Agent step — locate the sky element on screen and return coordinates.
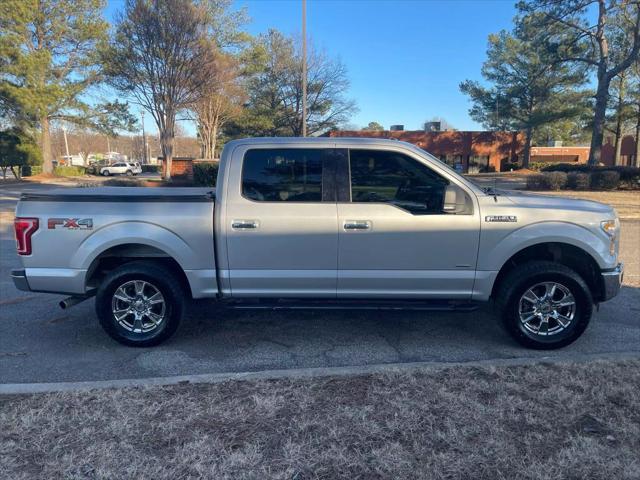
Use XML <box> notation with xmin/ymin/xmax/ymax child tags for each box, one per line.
<box><xmin>105</xmin><ymin>0</ymin><xmax>520</xmax><ymax>134</ymax></box>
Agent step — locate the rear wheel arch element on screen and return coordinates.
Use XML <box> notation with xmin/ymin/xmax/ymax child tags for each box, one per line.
<box><xmin>491</xmin><ymin>242</ymin><xmax>602</xmax><ymax>301</ymax></box>
<box><xmin>85</xmin><ymin>243</ymin><xmax>192</xmax><ymax>298</ymax></box>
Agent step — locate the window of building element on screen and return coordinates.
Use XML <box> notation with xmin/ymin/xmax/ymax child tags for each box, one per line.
<box><xmin>349</xmin><ymin>149</ymin><xmax>450</xmax><ymax>215</ymax></box>
<box><xmin>468</xmin><ymin>155</ymin><xmax>490</xmax><ymax>173</ymax></box>
<box><xmin>242</xmin><ymin>149</ymin><xmax>325</xmax><ymax>202</ymax></box>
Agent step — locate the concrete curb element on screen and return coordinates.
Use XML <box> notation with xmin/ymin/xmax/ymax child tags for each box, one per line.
<box><xmin>1</xmin><ymin>351</ymin><xmax>639</xmax><ymax>395</ymax></box>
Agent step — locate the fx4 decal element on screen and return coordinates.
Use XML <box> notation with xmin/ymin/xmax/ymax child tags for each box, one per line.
<box><xmin>48</xmin><ymin>218</ymin><xmax>93</xmax><ymax>230</ymax></box>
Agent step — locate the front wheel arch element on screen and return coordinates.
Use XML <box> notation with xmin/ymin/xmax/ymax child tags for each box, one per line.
<box><xmin>491</xmin><ymin>242</ymin><xmax>602</xmax><ymax>302</ymax></box>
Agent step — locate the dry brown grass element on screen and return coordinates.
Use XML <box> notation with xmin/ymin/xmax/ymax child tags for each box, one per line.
<box><xmin>1</xmin><ymin>359</ymin><xmax>639</xmax><ymax>479</ymax></box>
<box><xmin>533</xmin><ymin>190</ymin><xmax>640</xmax><ymax>219</ymax></box>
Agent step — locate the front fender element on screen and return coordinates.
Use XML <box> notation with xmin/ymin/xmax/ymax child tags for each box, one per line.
<box><xmin>478</xmin><ymin>221</ymin><xmax>613</xmax><ymax>272</ymax></box>
<box><xmin>70</xmin><ymin>221</ymin><xmax>195</xmax><ymax>271</ymax></box>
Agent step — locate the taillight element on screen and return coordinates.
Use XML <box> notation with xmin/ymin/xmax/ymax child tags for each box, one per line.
<box><xmin>14</xmin><ymin>217</ymin><xmax>39</xmax><ymax>255</ymax></box>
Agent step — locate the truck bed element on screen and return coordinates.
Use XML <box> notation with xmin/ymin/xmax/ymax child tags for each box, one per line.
<box><xmin>15</xmin><ymin>187</ymin><xmax>218</xmax><ymax>298</ymax></box>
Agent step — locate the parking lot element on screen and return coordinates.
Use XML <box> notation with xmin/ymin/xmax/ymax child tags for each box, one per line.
<box><xmin>1</xmin><ymin>181</ymin><xmax>638</xmax><ymax>384</ymax></box>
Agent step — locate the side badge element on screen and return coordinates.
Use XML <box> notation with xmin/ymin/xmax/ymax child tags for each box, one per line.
<box><xmin>485</xmin><ymin>215</ymin><xmax>517</xmax><ymax>223</ymax></box>
<box><xmin>48</xmin><ymin>218</ymin><xmax>93</xmax><ymax>230</ymax></box>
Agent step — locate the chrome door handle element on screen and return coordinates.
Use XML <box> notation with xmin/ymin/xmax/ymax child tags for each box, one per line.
<box><xmin>232</xmin><ymin>220</ymin><xmax>259</xmax><ymax>230</ymax></box>
<box><xmin>343</xmin><ymin>220</ymin><xmax>371</xmax><ymax>231</ymax></box>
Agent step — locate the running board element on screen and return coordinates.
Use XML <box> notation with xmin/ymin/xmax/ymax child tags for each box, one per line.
<box><xmin>224</xmin><ymin>299</ymin><xmax>479</xmax><ymax>311</ymax></box>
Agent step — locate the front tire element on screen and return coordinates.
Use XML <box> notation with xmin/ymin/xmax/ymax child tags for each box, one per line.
<box><xmin>95</xmin><ymin>262</ymin><xmax>185</xmax><ymax>347</ymax></box>
<box><xmin>126</xmin><ymin>170</ymin><xmax>133</xmax><ymax>176</ymax></box>
<box><xmin>102</xmin><ymin>170</ymin><xmax>110</xmax><ymax>176</ymax></box>
<box><xmin>496</xmin><ymin>261</ymin><xmax>593</xmax><ymax>349</ymax></box>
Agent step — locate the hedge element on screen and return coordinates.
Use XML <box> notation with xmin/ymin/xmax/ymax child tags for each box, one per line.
<box><xmin>566</xmin><ymin>172</ymin><xmax>590</xmax><ymax>190</ymax></box>
<box><xmin>54</xmin><ymin>166</ymin><xmax>86</xmax><ymax>177</ymax></box>
<box><xmin>141</xmin><ymin>164</ymin><xmax>160</xmax><ymax>173</ymax></box>
<box><xmin>526</xmin><ymin>172</ymin><xmax>567</xmax><ymax>190</ymax></box>
<box><xmin>193</xmin><ymin>162</ymin><xmax>219</xmax><ymax>186</ymax></box>
<box><xmin>527</xmin><ymin>170</ymin><xmax>625</xmax><ymax>190</ymax></box>
<box><xmin>542</xmin><ymin>163</ymin><xmax>640</xmax><ymax>187</ymax></box>
<box><xmin>22</xmin><ymin>165</ymin><xmax>42</xmax><ymax>176</ymax></box>
<box><xmin>590</xmin><ymin>171</ymin><xmax>620</xmax><ymax>190</ymax></box>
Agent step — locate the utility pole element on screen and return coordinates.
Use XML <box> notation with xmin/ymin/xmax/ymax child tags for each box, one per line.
<box><xmin>141</xmin><ymin>110</ymin><xmax>147</xmax><ymax>164</ymax></box>
<box><xmin>302</xmin><ymin>0</ymin><xmax>307</xmax><ymax>137</ymax></box>
<box><xmin>62</xmin><ymin>126</ymin><xmax>71</xmax><ymax>165</ymax></box>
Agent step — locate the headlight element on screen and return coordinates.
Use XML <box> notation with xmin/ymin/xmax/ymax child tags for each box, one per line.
<box><xmin>601</xmin><ymin>219</ymin><xmax>619</xmax><ymax>256</ymax></box>
<box><xmin>600</xmin><ymin>220</ymin><xmax>617</xmax><ymax>237</ymax></box>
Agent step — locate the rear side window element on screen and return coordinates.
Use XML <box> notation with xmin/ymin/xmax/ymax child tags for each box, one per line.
<box><xmin>242</xmin><ymin>149</ymin><xmax>325</xmax><ymax>202</ymax></box>
<box><xmin>349</xmin><ymin>149</ymin><xmax>450</xmax><ymax>214</ymax></box>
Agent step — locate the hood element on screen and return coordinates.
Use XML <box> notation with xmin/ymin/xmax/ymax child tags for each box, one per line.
<box><xmin>501</xmin><ymin>190</ymin><xmax>614</xmax><ymax>215</ymax></box>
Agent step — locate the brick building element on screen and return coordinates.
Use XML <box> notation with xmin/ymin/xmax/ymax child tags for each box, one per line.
<box><xmin>602</xmin><ymin>135</ymin><xmax>638</xmax><ymax>166</ymax></box>
<box><xmin>326</xmin><ymin>130</ymin><xmax>523</xmax><ymax>173</ymax></box>
<box><xmin>327</xmin><ymin>129</ymin><xmax>640</xmax><ymax>170</ymax></box>
<box><xmin>529</xmin><ymin>146</ymin><xmax>590</xmax><ymax>164</ymax></box>
<box><xmin>159</xmin><ymin>157</ymin><xmax>195</xmax><ymax>179</ymax></box>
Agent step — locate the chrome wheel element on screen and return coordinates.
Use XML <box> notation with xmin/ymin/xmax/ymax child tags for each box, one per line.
<box><xmin>518</xmin><ymin>282</ymin><xmax>576</xmax><ymax>337</ymax></box>
<box><xmin>111</xmin><ymin>280</ymin><xmax>166</xmax><ymax>334</ymax></box>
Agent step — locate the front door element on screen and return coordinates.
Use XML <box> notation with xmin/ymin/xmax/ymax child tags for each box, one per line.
<box><xmin>224</xmin><ymin>147</ymin><xmax>339</xmax><ymax>298</ymax></box>
<box><xmin>337</xmin><ymin>148</ymin><xmax>481</xmax><ymax>299</ymax></box>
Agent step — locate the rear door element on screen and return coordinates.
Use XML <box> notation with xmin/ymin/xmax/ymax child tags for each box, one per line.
<box><xmin>223</xmin><ymin>146</ymin><xmax>340</xmax><ymax>298</ymax></box>
<box><xmin>336</xmin><ymin>147</ymin><xmax>481</xmax><ymax>299</ymax></box>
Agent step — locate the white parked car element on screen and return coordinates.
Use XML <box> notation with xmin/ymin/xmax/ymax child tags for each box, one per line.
<box><xmin>100</xmin><ymin>162</ymin><xmax>142</xmax><ymax>176</ymax></box>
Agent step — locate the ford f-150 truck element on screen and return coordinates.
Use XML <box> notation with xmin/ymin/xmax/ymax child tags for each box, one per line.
<box><xmin>11</xmin><ymin>138</ymin><xmax>623</xmax><ymax>349</ymax></box>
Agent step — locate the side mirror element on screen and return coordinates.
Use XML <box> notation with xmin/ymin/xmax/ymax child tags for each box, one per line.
<box><xmin>443</xmin><ymin>184</ymin><xmax>468</xmax><ymax>214</ymax></box>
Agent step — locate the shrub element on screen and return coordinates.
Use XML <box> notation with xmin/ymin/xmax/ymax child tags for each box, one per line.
<box><xmin>102</xmin><ymin>178</ymin><xmax>142</xmax><ymax>187</ymax></box>
<box><xmin>22</xmin><ymin>165</ymin><xmax>42</xmax><ymax>177</ymax></box>
<box><xmin>528</xmin><ymin>161</ymin><xmax>550</xmax><ymax>171</ymax></box>
<box><xmin>526</xmin><ymin>174</ymin><xmax>548</xmax><ymax>190</ymax></box>
<box><xmin>567</xmin><ymin>172</ymin><xmax>590</xmax><ymax>190</ymax></box>
<box><xmin>542</xmin><ymin>163</ymin><xmax>588</xmax><ymax>173</ymax></box>
<box><xmin>544</xmin><ymin>171</ymin><xmax>568</xmax><ymax>190</ymax></box>
<box><xmin>526</xmin><ymin>172</ymin><xmax>568</xmax><ymax>190</ymax></box>
<box><xmin>501</xmin><ymin>162</ymin><xmax>521</xmax><ymax>172</ymax></box>
<box><xmin>591</xmin><ymin>170</ymin><xmax>620</xmax><ymax>190</ymax></box>
<box><xmin>141</xmin><ymin>164</ymin><xmax>160</xmax><ymax>173</ymax></box>
<box><xmin>54</xmin><ymin>166</ymin><xmax>86</xmax><ymax>177</ymax></box>
<box><xmin>193</xmin><ymin>162</ymin><xmax>218</xmax><ymax>186</ymax></box>
<box><xmin>613</xmin><ymin>166</ymin><xmax>640</xmax><ymax>186</ymax></box>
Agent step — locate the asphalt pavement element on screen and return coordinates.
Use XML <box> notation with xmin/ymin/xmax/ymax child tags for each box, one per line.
<box><xmin>1</xmin><ymin>181</ymin><xmax>639</xmax><ymax>384</ymax></box>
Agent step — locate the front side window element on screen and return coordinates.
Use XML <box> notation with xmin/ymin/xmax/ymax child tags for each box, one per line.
<box><xmin>349</xmin><ymin>149</ymin><xmax>450</xmax><ymax>214</ymax></box>
<box><xmin>242</xmin><ymin>149</ymin><xmax>325</xmax><ymax>202</ymax></box>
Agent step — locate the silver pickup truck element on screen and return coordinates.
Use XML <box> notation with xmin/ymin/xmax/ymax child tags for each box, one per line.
<box><xmin>12</xmin><ymin>137</ymin><xmax>623</xmax><ymax>349</ymax></box>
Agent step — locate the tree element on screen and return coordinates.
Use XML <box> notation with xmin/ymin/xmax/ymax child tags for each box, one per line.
<box><xmin>103</xmin><ymin>0</ymin><xmax>216</xmax><ymax>179</ymax></box>
<box><xmin>192</xmin><ymin>53</ymin><xmax>244</xmax><ymax>159</ymax></box>
<box><xmin>631</xmin><ymin>60</ymin><xmax>640</xmax><ymax>166</ymax></box>
<box><xmin>225</xmin><ymin>30</ymin><xmax>357</xmax><ymax>138</ymax></box>
<box><xmin>0</xmin><ymin>127</ymin><xmax>40</xmax><ymax>179</ymax></box>
<box><xmin>460</xmin><ymin>23</ymin><xmax>587</xmax><ymax>167</ymax></box>
<box><xmin>518</xmin><ymin>0</ymin><xmax>640</xmax><ymax>165</ymax></box>
<box><xmin>607</xmin><ymin>71</ymin><xmax>635</xmax><ymax>164</ymax></box>
<box><xmin>362</xmin><ymin>121</ymin><xmax>384</xmax><ymax>131</ymax></box>
<box><xmin>0</xmin><ymin>0</ymin><xmax>108</xmax><ymax>173</ymax></box>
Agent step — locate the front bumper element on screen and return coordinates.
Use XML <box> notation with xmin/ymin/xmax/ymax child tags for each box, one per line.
<box><xmin>600</xmin><ymin>263</ymin><xmax>624</xmax><ymax>301</ymax></box>
<box><xmin>11</xmin><ymin>269</ymin><xmax>31</xmax><ymax>292</ymax></box>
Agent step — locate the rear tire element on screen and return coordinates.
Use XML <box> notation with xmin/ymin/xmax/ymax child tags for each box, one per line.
<box><xmin>95</xmin><ymin>261</ymin><xmax>185</xmax><ymax>347</ymax></box>
<box><xmin>496</xmin><ymin>261</ymin><xmax>593</xmax><ymax>349</ymax></box>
